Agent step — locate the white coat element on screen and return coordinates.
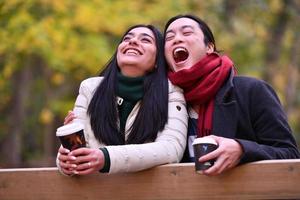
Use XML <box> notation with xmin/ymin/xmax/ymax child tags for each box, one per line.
<box><xmin>57</xmin><ymin>77</ymin><xmax>188</xmax><ymax>174</ymax></box>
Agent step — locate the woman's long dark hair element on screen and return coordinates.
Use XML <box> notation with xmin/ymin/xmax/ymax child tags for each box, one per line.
<box><xmin>87</xmin><ymin>25</ymin><xmax>168</xmax><ymax>145</ymax></box>
<box><xmin>164</xmin><ymin>14</ymin><xmax>218</xmax><ymax>52</ymax></box>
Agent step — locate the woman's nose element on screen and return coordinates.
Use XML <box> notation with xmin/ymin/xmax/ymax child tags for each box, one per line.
<box><xmin>128</xmin><ymin>37</ymin><xmax>138</xmax><ymax>45</ymax></box>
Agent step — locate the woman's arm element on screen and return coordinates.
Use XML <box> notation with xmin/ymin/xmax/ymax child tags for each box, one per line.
<box><xmin>105</xmin><ymin>83</ymin><xmax>188</xmax><ymax>174</ymax></box>
<box><xmin>57</xmin><ymin>79</ymin><xmax>188</xmax><ymax>175</ymax></box>
<box><xmin>56</xmin><ymin>77</ymin><xmax>102</xmax><ymax>175</ymax></box>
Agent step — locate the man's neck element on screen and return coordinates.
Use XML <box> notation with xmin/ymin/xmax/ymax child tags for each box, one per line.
<box><xmin>191</xmin><ymin>104</ymin><xmax>199</xmax><ymax>113</ymax></box>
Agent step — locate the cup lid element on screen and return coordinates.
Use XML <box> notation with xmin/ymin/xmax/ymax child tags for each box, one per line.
<box><xmin>192</xmin><ymin>137</ymin><xmax>217</xmax><ymax>146</ymax></box>
<box><xmin>56</xmin><ymin>122</ymin><xmax>84</xmax><ymax>136</ymax></box>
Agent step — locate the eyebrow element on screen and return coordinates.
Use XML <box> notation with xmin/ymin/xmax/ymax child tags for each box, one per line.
<box><xmin>166</xmin><ymin>25</ymin><xmax>195</xmax><ymax>34</ymax></box>
<box><xmin>125</xmin><ymin>32</ymin><xmax>155</xmax><ymax>41</ymax></box>
<box><xmin>181</xmin><ymin>25</ymin><xmax>194</xmax><ymax>30</ymax></box>
<box><xmin>141</xmin><ymin>33</ymin><xmax>155</xmax><ymax>41</ymax></box>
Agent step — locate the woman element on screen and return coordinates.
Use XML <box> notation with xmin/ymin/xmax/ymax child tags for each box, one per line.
<box><xmin>57</xmin><ymin>25</ymin><xmax>188</xmax><ymax>175</ymax></box>
<box><xmin>164</xmin><ymin>14</ymin><xmax>300</xmax><ymax>176</ymax></box>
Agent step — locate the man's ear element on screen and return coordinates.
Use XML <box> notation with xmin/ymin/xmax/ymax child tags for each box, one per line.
<box><xmin>206</xmin><ymin>43</ymin><xmax>214</xmax><ymax>54</ymax></box>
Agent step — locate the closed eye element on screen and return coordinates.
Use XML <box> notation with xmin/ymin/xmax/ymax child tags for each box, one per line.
<box><xmin>165</xmin><ymin>34</ymin><xmax>175</xmax><ymax>41</ymax></box>
<box><xmin>141</xmin><ymin>38</ymin><xmax>151</xmax><ymax>43</ymax></box>
<box><xmin>182</xmin><ymin>26</ymin><xmax>194</xmax><ymax>36</ymax></box>
<box><xmin>183</xmin><ymin>31</ymin><xmax>193</xmax><ymax>36</ymax></box>
<box><xmin>123</xmin><ymin>36</ymin><xmax>131</xmax><ymax>42</ymax></box>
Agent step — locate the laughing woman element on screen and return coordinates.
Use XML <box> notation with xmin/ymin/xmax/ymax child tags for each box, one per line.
<box><xmin>56</xmin><ymin>25</ymin><xmax>188</xmax><ymax>175</ymax></box>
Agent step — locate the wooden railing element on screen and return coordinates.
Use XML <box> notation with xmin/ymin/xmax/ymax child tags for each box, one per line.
<box><xmin>0</xmin><ymin>159</ymin><xmax>300</xmax><ymax>200</ymax></box>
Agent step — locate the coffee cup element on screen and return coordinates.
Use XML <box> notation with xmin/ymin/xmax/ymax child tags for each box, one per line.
<box><xmin>56</xmin><ymin>122</ymin><xmax>86</xmax><ymax>151</ymax></box>
<box><xmin>192</xmin><ymin>137</ymin><xmax>218</xmax><ymax>172</ymax></box>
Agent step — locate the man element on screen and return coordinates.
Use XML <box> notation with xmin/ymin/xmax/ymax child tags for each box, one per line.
<box><xmin>164</xmin><ymin>14</ymin><xmax>300</xmax><ymax>176</ymax></box>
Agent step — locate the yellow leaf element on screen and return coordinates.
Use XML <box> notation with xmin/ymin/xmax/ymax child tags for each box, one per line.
<box><xmin>40</xmin><ymin>108</ymin><xmax>54</xmax><ymax>125</ymax></box>
<box><xmin>51</xmin><ymin>73</ymin><xmax>65</xmax><ymax>85</ymax></box>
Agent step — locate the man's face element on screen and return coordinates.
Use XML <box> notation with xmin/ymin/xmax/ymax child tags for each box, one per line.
<box><xmin>164</xmin><ymin>17</ymin><xmax>214</xmax><ymax>72</ymax></box>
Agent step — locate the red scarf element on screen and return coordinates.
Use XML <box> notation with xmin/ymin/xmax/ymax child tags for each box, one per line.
<box><xmin>168</xmin><ymin>53</ymin><xmax>235</xmax><ymax>137</ymax></box>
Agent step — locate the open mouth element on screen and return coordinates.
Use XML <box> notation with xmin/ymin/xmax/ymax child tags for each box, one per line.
<box><xmin>124</xmin><ymin>48</ymin><xmax>142</xmax><ymax>55</ymax></box>
<box><xmin>173</xmin><ymin>47</ymin><xmax>189</xmax><ymax>63</ymax></box>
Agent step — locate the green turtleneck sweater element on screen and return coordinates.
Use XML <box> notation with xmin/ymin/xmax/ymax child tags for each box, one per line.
<box><xmin>100</xmin><ymin>72</ymin><xmax>144</xmax><ymax>173</ymax></box>
<box><xmin>116</xmin><ymin>71</ymin><xmax>144</xmax><ymax>133</ymax></box>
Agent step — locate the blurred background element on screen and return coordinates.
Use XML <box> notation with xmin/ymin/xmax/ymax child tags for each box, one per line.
<box><xmin>0</xmin><ymin>0</ymin><xmax>299</xmax><ymax>168</ymax></box>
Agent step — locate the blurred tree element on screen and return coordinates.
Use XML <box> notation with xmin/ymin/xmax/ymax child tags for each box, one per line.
<box><xmin>263</xmin><ymin>0</ymin><xmax>291</xmax><ymax>83</ymax></box>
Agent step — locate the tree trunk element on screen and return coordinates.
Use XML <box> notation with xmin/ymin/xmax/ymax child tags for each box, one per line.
<box><xmin>285</xmin><ymin>6</ymin><xmax>300</xmax><ymax>116</ymax></box>
<box><xmin>2</xmin><ymin>61</ymin><xmax>31</xmax><ymax>167</ymax></box>
<box><xmin>223</xmin><ymin>0</ymin><xmax>240</xmax><ymax>32</ymax></box>
<box><xmin>42</xmin><ymin>67</ymin><xmax>56</xmax><ymax>167</ymax></box>
<box><xmin>263</xmin><ymin>0</ymin><xmax>291</xmax><ymax>83</ymax></box>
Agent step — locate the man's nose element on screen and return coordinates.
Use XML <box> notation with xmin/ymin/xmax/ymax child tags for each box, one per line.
<box><xmin>172</xmin><ymin>34</ymin><xmax>183</xmax><ymax>45</ymax></box>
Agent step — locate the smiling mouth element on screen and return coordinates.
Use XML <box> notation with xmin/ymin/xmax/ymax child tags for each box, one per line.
<box><xmin>173</xmin><ymin>47</ymin><xmax>189</xmax><ymax>63</ymax></box>
<box><xmin>124</xmin><ymin>48</ymin><xmax>142</xmax><ymax>55</ymax></box>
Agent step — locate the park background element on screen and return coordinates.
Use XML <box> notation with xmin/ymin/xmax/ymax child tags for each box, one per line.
<box><xmin>0</xmin><ymin>0</ymin><xmax>299</xmax><ymax>168</ymax></box>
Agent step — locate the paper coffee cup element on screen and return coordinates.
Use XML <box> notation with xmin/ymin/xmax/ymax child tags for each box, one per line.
<box><xmin>56</xmin><ymin>122</ymin><xmax>86</xmax><ymax>151</ymax></box>
<box><xmin>192</xmin><ymin>137</ymin><xmax>218</xmax><ymax>172</ymax></box>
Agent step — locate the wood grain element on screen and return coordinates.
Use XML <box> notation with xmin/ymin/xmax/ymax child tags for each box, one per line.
<box><xmin>0</xmin><ymin>160</ymin><xmax>300</xmax><ymax>200</ymax></box>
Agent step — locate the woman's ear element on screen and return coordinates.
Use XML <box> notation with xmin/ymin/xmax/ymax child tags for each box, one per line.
<box><xmin>206</xmin><ymin>43</ymin><xmax>214</xmax><ymax>54</ymax></box>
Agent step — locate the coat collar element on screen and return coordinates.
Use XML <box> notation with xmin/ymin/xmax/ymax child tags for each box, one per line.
<box><xmin>215</xmin><ymin>68</ymin><xmax>235</xmax><ymax>104</ymax></box>
<box><xmin>213</xmin><ymin>69</ymin><xmax>237</xmax><ymax>138</ymax></box>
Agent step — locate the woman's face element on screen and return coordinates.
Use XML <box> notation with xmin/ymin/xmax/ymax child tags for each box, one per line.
<box><xmin>117</xmin><ymin>27</ymin><xmax>157</xmax><ymax>77</ymax></box>
<box><xmin>164</xmin><ymin>17</ymin><xmax>214</xmax><ymax>72</ymax></box>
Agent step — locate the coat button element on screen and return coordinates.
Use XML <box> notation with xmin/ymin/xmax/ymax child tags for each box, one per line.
<box><xmin>176</xmin><ymin>105</ymin><xmax>181</xmax><ymax>111</ymax></box>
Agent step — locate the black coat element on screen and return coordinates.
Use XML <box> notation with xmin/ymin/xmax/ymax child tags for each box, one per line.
<box><xmin>213</xmin><ymin>71</ymin><xmax>300</xmax><ymax>163</ymax></box>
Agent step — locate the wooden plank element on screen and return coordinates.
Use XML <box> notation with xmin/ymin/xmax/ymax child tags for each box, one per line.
<box><xmin>0</xmin><ymin>160</ymin><xmax>300</xmax><ymax>200</ymax></box>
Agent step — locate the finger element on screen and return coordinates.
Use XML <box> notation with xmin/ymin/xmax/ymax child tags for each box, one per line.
<box><xmin>73</xmin><ymin>154</ymin><xmax>92</xmax><ymax>165</ymax></box>
<box><xmin>69</xmin><ymin>148</ymin><xmax>91</xmax><ymax>157</ymax></box>
<box><xmin>198</xmin><ymin>148</ymin><xmax>220</xmax><ymax>163</ymax></box>
<box><xmin>203</xmin><ymin>156</ymin><xmax>227</xmax><ymax>176</ymax></box>
<box><xmin>74</xmin><ymin>167</ymin><xmax>94</xmax><ymax>175</ymax></box>
<box><xmin>76</xmin><ymin>162</ymin><xmax>92</xmax><ymax>171</ymax></box>
<box><xmin>58</xmin><ymin>152</ymin><xmax>77</xmax><ymax>162</ymax></box>
<box><xmin>65</xmin><ymin>115</ymin><xmax>75</xmax><ymax>123</ymax></box>
<box><xmin>208</xmin><ymin>135</ymin><xmax>220</xmax><ymax>141</ymax></box>
<box><xmin>59</xmin><ymin>160</ymin><xmax>78</xmax><ymax>169</ymax></box>
<box><xmin>215</xmin><ymin>158</ymin><xmax>230</xmax><ymax>175</ymax></box>
<box><xmin>64</xmin><ymin>116</ymin><xmax>75</xmax><ymax>125</ymax></box>
<box><xmin>64</xmin><ymin>114</ymin><xmax>71</xmax><ymax>124</ymax></box>
<box><xmin>75</xmin><ymin>162</ymin><xmax>97</xmax><ymax>175</ymax></box>
<box><xmin>228</xmin><ymin>158</ymin><xmax>240</xmax><ymax>169</ymax></box>
<box><xmin>58</xmin><ymin>146</ymin><xmax>70</xmax><ymax>154</ymax></box>
<box><xmin>64</xmin><ymin>111</ymin><xmax>75</xmax><ymax>125</ymax></box>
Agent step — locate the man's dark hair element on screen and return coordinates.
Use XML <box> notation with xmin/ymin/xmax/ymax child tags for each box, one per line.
<box><xmin>164</xmin><ymin>14</ymin><xmax>218</xmax><ymax>52</ymax></box>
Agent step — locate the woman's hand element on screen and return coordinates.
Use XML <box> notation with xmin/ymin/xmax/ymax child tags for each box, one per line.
<box><xmin>64</xmin><ymin>110</ymin><xmax>76</xmax><ymax>125</ymax></box>
<box><xmin>57</xmin><ymin>146</ymin><xmax>78</xmax><ymax>176</ymax></box>
<box><xmin>69</xmin><ymin>148</ymin><xmax>105</xmax><ymax>175</ymax></box>
<box><xmin>198</xmin><ymin>135</ymin><xmax>243</xmax><ymax>176</ymax></box>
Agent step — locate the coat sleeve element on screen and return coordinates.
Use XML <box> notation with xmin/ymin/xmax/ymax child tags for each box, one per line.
<box><xmin>236</xmin><ymin>80</ymin><xmax>300</xmax><ymax>163</ymax></box>
<box><xmin>56</xmin><ymin>77</ymin><xmax>101</xmax><ymax>175</ymax></box>
<box><xmin>105</xmin><ymin>83</ymin><xmax>188</xmax><ymax>174</ymax></box>
<box><xmin>72</xmin><ymin>77</ymin><xmax>102</xmax><ymax>125</ymax></box>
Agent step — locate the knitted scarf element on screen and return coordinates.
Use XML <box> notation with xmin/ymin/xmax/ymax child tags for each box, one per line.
<box><xmin>116</xmin><ymin>71</ymin><xmax>144</xmax><ymax>133</ymax></box>
<box><xmin>168</xmin><ymin>53</ymin><xmax>234</xmax><ymax>137</ymax></box>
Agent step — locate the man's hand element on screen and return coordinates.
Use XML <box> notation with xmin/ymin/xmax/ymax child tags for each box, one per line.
<box><xmin>198</xmin><ymin>135</ymin><xmax>243</xmax><ymax>176</ymax></box>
